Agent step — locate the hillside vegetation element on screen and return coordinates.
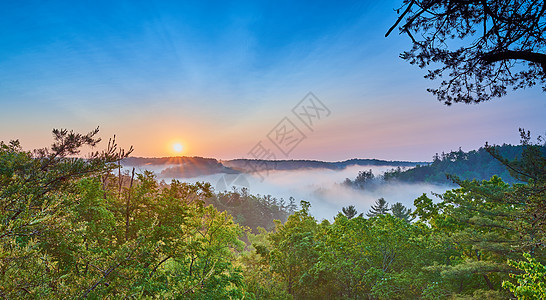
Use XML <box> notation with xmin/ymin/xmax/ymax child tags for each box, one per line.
<box><xmin>1</xmin><ymin>129</ymin><xmax>545</xmax><ymax>299</ymax></box>
<box><xmin>382</xmin><ymin>145</ymin><xmax>546</xmax><ymax>184</ymax></box>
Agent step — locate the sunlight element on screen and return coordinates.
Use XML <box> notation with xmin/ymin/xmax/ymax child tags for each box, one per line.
<box><xmin>173</xmin><ymin>143</ymin><xmax>184</xmax><ymax>154</ymax></box>
<box><xmin>166</xmin><ymin>139</ymin><xmax>188</xmax><ymax>156</ymax></box>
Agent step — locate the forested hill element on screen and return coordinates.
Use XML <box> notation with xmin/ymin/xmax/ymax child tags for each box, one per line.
<box><xmin>123</xmin><ymin>156</ymin><xmax>425</xmax><ymax>178</ymax></box>
<box><xmin>383</xmin><ymin>144</ymin><xmax>546</xmax><ymax>184</ymax></box>
<box><xmin>122</xmin><ymin>156</ymin><xmax>240</xmax><ymax>178</ymax></box>
<box><xmin>223</xmin><ymin>158</ymin><xmax>423</xmax><ymax>172</ymax></box>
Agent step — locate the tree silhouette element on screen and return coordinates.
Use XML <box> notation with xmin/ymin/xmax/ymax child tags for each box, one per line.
<box><xmin>367</xmin><ymin>198</ymin><xmax>390</xmax><ymax>218</ymax></box>
<box><xmin>391</xmin><ymin>202</ymin><xmax>415</xmax><ymax>223</ymax></box>
<box><xmin>344</xmin><ymin>169</ymin><xmax>375</xmax><ymax>190</ymax></box>
<box><xmin>387</xmin><ymin>0</ymin><xmax>546</xmax><ymax>104</ymax></box>
<box><xmin>341</xmin><ymin>205</ymin><xmax>360</xmax><ymax>219</ymax></box>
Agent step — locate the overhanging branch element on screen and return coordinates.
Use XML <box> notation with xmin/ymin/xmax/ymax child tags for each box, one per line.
<box><xmin>481</xmin><ymin>50</ymin><xmax>546</xmax><ymax>73</ymax></box>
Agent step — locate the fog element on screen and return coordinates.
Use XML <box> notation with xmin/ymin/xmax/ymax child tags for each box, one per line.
<box><xmin>128</xmin><ymin>164</ymin><xmax>454</xmax><ymax>221</ymax></box>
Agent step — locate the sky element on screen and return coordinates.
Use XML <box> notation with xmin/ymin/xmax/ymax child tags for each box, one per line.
<box><xmin>0</xmin><ymin>0</ymin><xmax>544</xmax><ymax>162</ymax></box>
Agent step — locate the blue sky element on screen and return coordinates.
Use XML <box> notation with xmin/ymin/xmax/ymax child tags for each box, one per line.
<box><xmin>0</xmin><ymin>0</ymin><xmax>544</xmax><ymax>161</ymax></box>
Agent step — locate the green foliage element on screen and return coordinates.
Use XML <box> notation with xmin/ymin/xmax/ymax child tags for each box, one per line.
<box><xmin>0</xmin><ymin>128</ymin><xmax>130</xmax><ymax>298</ymax></box>
<box><xmin>503</xmin><ymin>253</ymin><xmax>546</xmax><ymax>299</ymax></box>
<box><xmin>239</xmin><ymin>229</ymin><xmax>293</xmax><ymax>300</ymax></box>
<box><xmin>250</xmin><ymin>202</ymin><xmax>443</xmax><ymax>299</ymax></box>
<box><xmin>413</xmin><ymin>176</ymin><xmax>527</xmax><ymax>294</ymax></box>
<box><xmin>0</xmin><ymin>129</ymin><xmax>250</xmax><ymax>298</ymax></box>
<box><xmin>411</xmin><ymin>133</ymin><xmax>546</xmax><ymax>298</ymax></box>
<box><xmin>2</xmin><ymin>129</ymin><xmax>545</xmax><ymax>299</ymax></box>
<box><xmin>70</xmin><ymin>175</ymin><xmax>248</xmax><ymax>299</ymax></box>
<box><xmin>208</xmin><ymin>189</ymin><xmax>295</xmax><ymax>232</ymax></box>
<box><xmin>268</xmin><ymin>201</ymin><xmax>319</xmax><ymax>298</ymax></box>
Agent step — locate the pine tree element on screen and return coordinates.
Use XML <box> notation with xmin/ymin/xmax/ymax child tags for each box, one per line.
<box><xmin>366</xmin><ymin>198</ymin><xmax>389</xmax><ymax>218</ymax></box>
<box><xmin>354</xmin><ymin>169</ymin><xmax>374</xmax><ymax>189</ymax></box>
<box><xmin>391</xmin><ymin>202</ymin><xmax>414</xmax><ymax>223</ymax></box>
<box><xmin>341</xmin><ymin>205</ymin><xmax>359</xmax><ymax>219</ymax></box>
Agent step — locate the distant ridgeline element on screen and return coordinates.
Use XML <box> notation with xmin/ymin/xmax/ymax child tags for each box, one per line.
<box><xmin>122</xmin><ymin>156</ymin><xmax>423</xmax><ymax>178</ymax></box>
<box><xmin>382</xmin><ymin>144</ymin><xmax>546</xmax><ymax>184</ymax></box>
<box><xmin>122</xmin><ymin>156</ymin><xmax>239</xmax><ymax>178</ymax></box>
<box><xmin>223</xmin><ymin>158</ymin><xmax>421</xmax><ymax>172</ymax></box>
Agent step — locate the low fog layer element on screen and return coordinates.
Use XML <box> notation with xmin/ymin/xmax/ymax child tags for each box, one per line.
<box><xmin>128</xmin><ymin>164</ymin><xmax>454</xmax><ymax>221</ymax></box>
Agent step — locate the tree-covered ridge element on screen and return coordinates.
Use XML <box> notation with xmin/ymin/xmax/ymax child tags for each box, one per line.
<box><xmin>224</xmin><ymin>158</ymin><xmax>423</xmax><ymax>172</ymax></box>
<box><xmin>382</xmin><ymin>144</ymin><xmax>545</xmax><ymax>184</ymax></box>
<box><xmin>123</xmin><ymin>157</ymin><xmax>425</xmax><ymax>179</ymax></box>
<box><xmin>123</xmin><ymin>156</ymin><xmax>241</xmax><ymax>178</ymax></box>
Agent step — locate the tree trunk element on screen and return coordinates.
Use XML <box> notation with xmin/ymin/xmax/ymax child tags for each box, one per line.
<box><xmin>125</xmin><ymin>168</ymin><xmax>135</xmax><ymax>242</ymax></box>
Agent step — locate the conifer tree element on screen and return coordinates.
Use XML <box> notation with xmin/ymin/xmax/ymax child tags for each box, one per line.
<box><xmin>367</xmin><ymin>198</ymin><xmax>390</xmax><ymax>217</ymax></box>
<box><xmin>341</xmin><ymin>205</ymin><xmax>360</xmax><ymax>219</ymax></box>
<box><xmin>391</xmin><ymin>202</ymin><xmax>414</xmax><ymax>223</ymax></box>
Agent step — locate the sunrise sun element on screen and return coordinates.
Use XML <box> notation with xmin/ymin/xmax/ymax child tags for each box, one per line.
<box><xmin>172</xmin><ymin>143</ymin><xmax>184</xmax><ymax>154</ymax></box>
